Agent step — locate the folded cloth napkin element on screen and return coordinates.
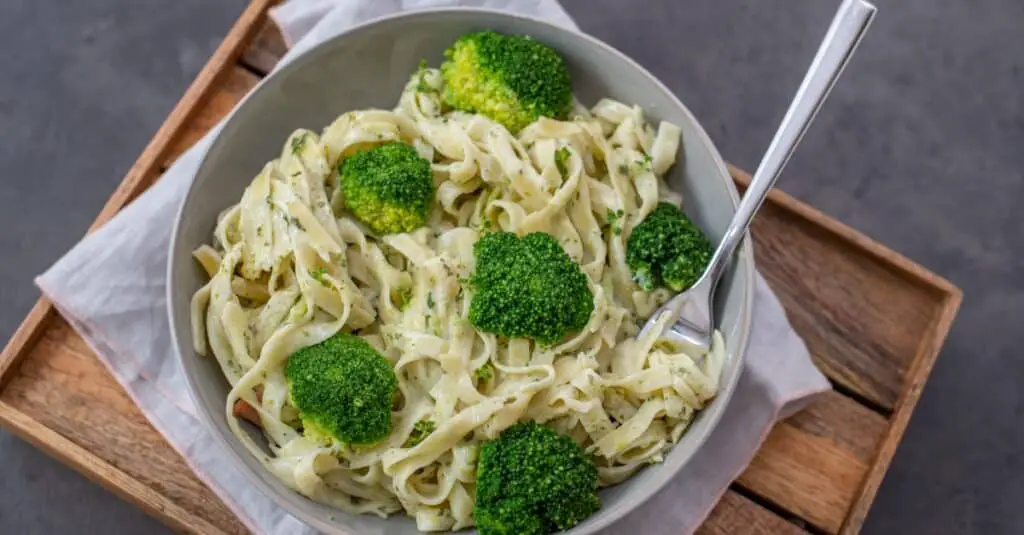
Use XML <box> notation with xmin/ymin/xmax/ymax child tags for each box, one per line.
<box><xmin>36</xmin><ymin>1</ymin><xmax>830</xmax><ymax>533</ymax></box>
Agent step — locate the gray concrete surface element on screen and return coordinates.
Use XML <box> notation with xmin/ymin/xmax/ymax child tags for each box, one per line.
<box><xmin>0</xmin><ymin>0</ymin><xmax>1020</xmax><ymax>533</ymax></box>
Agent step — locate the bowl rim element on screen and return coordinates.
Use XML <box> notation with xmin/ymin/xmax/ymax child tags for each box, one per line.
<box><xmin>167</xmin><ymin>7</ymin><xmax>754</xmax><ymax>534</ymax></box>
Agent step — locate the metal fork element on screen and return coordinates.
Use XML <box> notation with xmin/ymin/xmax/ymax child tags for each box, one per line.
<box><xmin>639</xmin><ymin>0</ymin><xmax>877</xmax><ymax>352</ymax></box>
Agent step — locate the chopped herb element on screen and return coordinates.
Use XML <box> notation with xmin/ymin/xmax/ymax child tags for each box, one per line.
<box><xmin>415</xmin><ymin>59</ymin><xmax>438</xmax><ymax>94</ymax></box>
<box><xmin>426</xmin><ymin>292</ymin><xmax>435</xmax><ymax>309</ymax></box>
<box><xmin>635</xmin><ymin>153</ymin><xmax>653</xmax><ymax>171</ymax></box>
<box><xmin>291</xmin><ymin>171</ymin><xmax>301</xmax><ymax>177</ymax></box>
<box><xmin>291</xmin><ymin>134</ymin><xmax>308</xmax><ymax>155</ymax></box>
<box><xmin>554</xmin><ymin>146</ymin><xmax>571</xmax><ymax>177</ymax></box>
<box><xmin>474</xmin><ymin>361</ymin><xmax>494</xmax><ymax>381</ymax></box>
<box><xmin>617</xmin><ymin>164</ymin><xmax>629</xmax><ymax>175</ymax></box>
<box><xmin>396</xmin><ymin>287</ymin><xmax>413</xmax><ymax>311</ymax></box>
<box><xmin>404</xmin><ymin>419</ymin><xmax>436</xmax><ymax>448</ymax></box>
<box><xmin>288</xmin><ymin>216</ymin><xmax>306</xmax><ymax>231</ymax></box>
<box><xmin>310</xmin><ymin>267</ymin><xmax>332</xmax><ymax>288</ymax></box>
<box><xmin>256</xmin><ymin>225</ymin><xmax>263</xmax><ymax>238</ymax></box>
<box><xmin>605</xmin><ymin>210</ymin><xmax>624</xmax><ymax>236</ymax></box>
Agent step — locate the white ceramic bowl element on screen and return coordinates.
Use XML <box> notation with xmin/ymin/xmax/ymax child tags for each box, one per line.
<box><xmin>168</xmin><ymin>8</ymin><xmax>753</xmax><ymax>535</ymax></box>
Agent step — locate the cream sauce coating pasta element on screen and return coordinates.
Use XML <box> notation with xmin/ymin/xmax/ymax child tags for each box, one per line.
<box><xmin>190</xmin><ymin>66</ymin><xmax>725</xmax><ymax>532</ymax></box>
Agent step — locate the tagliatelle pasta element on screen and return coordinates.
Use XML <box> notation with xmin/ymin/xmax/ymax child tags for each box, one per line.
<box><xmin>189</xmin><ymin>65</ymin><xmax>724</xmax><ymax>532</ymax></box>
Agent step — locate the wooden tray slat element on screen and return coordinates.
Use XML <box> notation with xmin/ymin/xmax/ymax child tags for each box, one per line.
<box><xmin>163</xmin><ymin>66</ymin><xmax>263</xmax><ymax>167</ymax></box>
<box><xmin>0</xmin><ymin>4</ymin><xmax>960</xmax><ymax>535</ymax></box>
<box><xmin>696</xmin><ymin>492</ymin><xmax>807</xmax><ymax>535</ymax></box>
<box><xmin>737</xmin><ymin>392</ymin><xmax>886</xmax><ymax>533</ymax></box>
<box><xmin>240</xmin><ymin>19</ymin><xmax>289</xmax><ymax>75</ymax></box>
<box><xmin>748</xmin><ymin>198</ymin><xmax>937</xmax><ymax>410</ymax></box>
<box><xmin>3</xmin><ymin>318</ymin><xmax>247</xmax><ymax>534</ymax></box>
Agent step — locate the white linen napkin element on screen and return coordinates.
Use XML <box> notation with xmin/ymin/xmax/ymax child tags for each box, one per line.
<box><xmin>35</xmin><ymin>1</ymin><xmax>831</xmax><ymax>533</ymax></box>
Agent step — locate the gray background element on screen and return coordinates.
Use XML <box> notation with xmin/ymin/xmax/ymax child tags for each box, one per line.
<box><xmin>0</xmin><ymin>0</ymin><xmax>1019</xmax><ymax>533</ymax></box>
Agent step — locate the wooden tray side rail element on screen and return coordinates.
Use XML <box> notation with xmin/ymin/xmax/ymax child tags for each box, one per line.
<box><xmin>0</xmin><ymin>5</ymin><xmax>960</xmax><ymax>535</ymax></box>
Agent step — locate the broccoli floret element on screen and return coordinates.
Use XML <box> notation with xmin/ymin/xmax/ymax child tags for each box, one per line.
<box><xmin>339</xmin><ymin>142</ymin><xmax>434</xmax><ymax>235</ymax></box>
<box><xmin>469</xmin><ymin>232</ymin><xmax>593</xmax><ymax>345</ymax></box>
<box><xmin>441</xmin><ymin>31</ymin><xmax>572</xmax><ymax>133</ymax></box>
<box><xmin>626</xmin><ymin>202</ymin><xmax>713</xmax><ymax>292</ymax></box>
<box><xmin>284</xmin><ymin>333</ymin><xmax>397</xmax><ymax>446</ymax></box>
<box><xmin>473</xmin><ymin>421</ymin><xmax>600</xmax><ymax>535</ymax></box>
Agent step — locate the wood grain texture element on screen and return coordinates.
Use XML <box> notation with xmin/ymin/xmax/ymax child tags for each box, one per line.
<box><xmin>0</xmin><ymin>300</ymin><xmax>53</xmax><ymax>389</ymax></box>
<box><xmin>3</xmin><ymin>318</ymin><xmax>245</xmax><ymax>535</ymax></box>
<box><xmin>734</xmin><ymin>172</ymin><xmax>946</xmax><ymax>410</ymax></box>
<box><xmin>838</xmin><ymin>292</ymin><xmax>961</xmax><ymax>535</ymax></box>
<box><xmin>756</xmin><ymin>204</ymin><xmax>930</xmax><ymax>409</ymax></box>
<box><xmin>240</xmin><ymin>18</ymin><xmax>288</xmax><ymax>75</ymax></box>
<box><xmin>0</xmin><ymin>3</ymin><xmax>963</xmax><ymax>535</ymax></box>
<box><xmin>695</xmin><ymin>492</ymin><xmax>808</xmax><ymax>535</ymax></box>
<box><xmin>728</xmin><ymin>169</ymin><xmax>962</xmax><ymax>534</ymax></box>
<box><xmin>0</xmin><ymin>401</ymin><xmax>231</xmax><ymax>535</ymax></box>
<box><xmin>163</xmin><ymin>66</ymin><xmax>262</xmax><ymax>167</ymax></box>
<box><xmin>736</xmin><ymin>392</ymin><xmax>886</xmax><ymax>533</ymax></box>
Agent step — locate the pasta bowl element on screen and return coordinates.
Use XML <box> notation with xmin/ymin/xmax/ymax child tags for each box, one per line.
<box><xmin>168</xmin><ymin>8</ymin><xmax>753</xmax><ymax>535</ymax></box>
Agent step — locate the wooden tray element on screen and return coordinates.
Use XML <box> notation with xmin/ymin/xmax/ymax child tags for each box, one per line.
<box><xmin>0</xmin><ymin>2</ymin><xmax>961</xmax><ymax>534</ymax></box>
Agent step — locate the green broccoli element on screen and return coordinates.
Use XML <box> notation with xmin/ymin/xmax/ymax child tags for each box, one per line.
<box><xmin>469</xmin><ymin>231</ymin><xmax>593</xmax><ymax>345</ymax></box>
<box><xmin>626</xmin><ymin>202</ymin><xmax>713</xmax><ymax>292</ymax></box>
<box><xmin>339</xmin><ymin>142</ymin><xmax>434</xmax><ymax>235</ymax></box>
<box><xmin>473</xmin><ymin>421</ymin><xmax>600</xmax><ymax>535</ymax></box>
<box><xmin>441</xmin><ymin>31</ymin><xmax>572</xmax><ymax>133</ymax></box>
<box><xmin>284</xmin><ymin>333</ymin><xmax>397</xmax><ymax>446</ymax></box>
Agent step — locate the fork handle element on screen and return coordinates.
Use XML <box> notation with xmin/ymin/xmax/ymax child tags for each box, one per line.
<box><xmin>703</xmin><ymin>0</ymin><xmax>876</xmax><ymax>287</ymax></box>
